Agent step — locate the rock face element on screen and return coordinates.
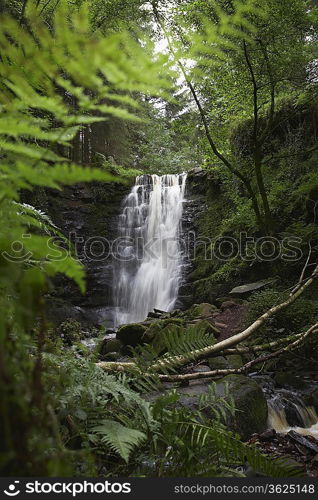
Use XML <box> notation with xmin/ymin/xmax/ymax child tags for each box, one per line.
<box><xmin>35</xmin><ymin>181</ymin><xmax>131</xmax><ymax>326</ymax></box>
<box><xmin>176</xmin><ymin>375</ymin><xmax>268</xmax><ymax>441</ymax></box>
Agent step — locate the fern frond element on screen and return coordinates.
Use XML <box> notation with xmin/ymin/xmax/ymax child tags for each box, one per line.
<box><xmin>90</xmin><ymin>420</ymin><xmax>146</xmax><ymax>463</ymax></box>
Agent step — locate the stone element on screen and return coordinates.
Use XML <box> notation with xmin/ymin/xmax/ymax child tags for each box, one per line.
<box><xmin>208</xmin><ymin>354</ymin><xmax>243</xmax><ymax>370</ymax></box>
<box><xmin>259</xmin><ymin>429</ymin><xmax>277</xmax><ymax>441</ymax></box>
<box><xmin>116</xmin><ymin>323</ymin><xmax>147</xmax><ymax>347</ymax></box>
<box><xmin>220</xmin><ymin>300</ymin><xmax>239</xmax><ymax>310</ymax></box>
<box><xmin>100</xmin><ymin>338</ymin><xmax>124</xmax><ymax>355</ymax></box>
<box><xmin>217</xmin><ymin>374</ymin><xmax>268</xmax><ymax>440</ymax></box>
<box><xmin>214</xmin><ymin>321</ymin><xmax>227</xmax><ymax>329</ymax></box>
<box><xmin>229</xmin><ymin>281</ymin><xmax>271</xmax><ymax>297</ymax></box>
<box><xmin>193</xmin><ymin>365</ymin><xmax>211</xmax><ymax>373</ymax></box>
<box><xmin>175</xmin><ymin>374</ymin><xmax>268</xmax><ymax>440</ymax></box>
<box><xmin>227</xmin><ymin>355</ymin><xmax>243</xmax><ymax>369</ymax></box>
<box><xmin>208</xmin><ymin>356</ymin><xmax>229</xmax><ymax>370</ymax></box>
<box><xmin>185</xmin><ymin>303</ymin><xmax>219</xmax><ymax>319</ymax></box>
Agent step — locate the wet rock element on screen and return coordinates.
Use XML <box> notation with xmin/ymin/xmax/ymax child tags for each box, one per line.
<box><xmin>100</xmin><ymin>338</ymin><xmax>124</xmax><ymax>355</ymax></box>
<box><xmin>229</xmin><ymin>281</ymin><xmax>272</xmax><ymax>298</ymax></box>
<box><xmin>288</xmin><ymin>431</ymin><xmax>318</xmax><ymax>454</ymax></box>
<box><xmin>274</xmin><ymin>372</ymin><xmax>306</xmax><ymax>389</ymax></box>
<box><xmin>116</xmin><ymin>323</ymin><xmax>147</xmax><ymax>347</ymax></box>
<box><xmin>176</xmin><ymin>374</ymin><xmax>267</xmax><ymax>440</ymax></box>
<box><xmin>259</xmin><ymin>429</ymin><xmax>277</xmax><ymax>441</ymax></box>
<box><xmin>217</xmin><ymin>375</ymin><xmax>268</xmax><ymax>440</ymax></box>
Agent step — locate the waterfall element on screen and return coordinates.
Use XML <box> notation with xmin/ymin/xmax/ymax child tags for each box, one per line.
<box><xmin>113</xmin><ymin>173</ymin><xmax>187</xmax><ymax>326</ymax></box>
<box><xmin>268</xmin><ymin>395</ymin><xmax>318</xmax><ymax>438</ymax></box>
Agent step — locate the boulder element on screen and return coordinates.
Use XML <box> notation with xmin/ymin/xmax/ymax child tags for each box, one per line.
<box><xmin>185</xmin><ymin>303</ymin><xmax>219</xmax><ymax>318</ymax></box>
<box><xmin>176</xmin><ymin>375</ymin><xmax>267</xmax><ymax>440</ymax></box>
<box><xmin>116</xmin><ymin>323</ymin><xmax>147</xmax><ymax>347</ymax></box>
<box><xmin>142</xmin><ymin>318</ymin><xmax>185</xmax><ymax>344</ymax></box>
<box><xmin>100</xmin><ymin>338</ymin><xmax>124</xmax><ymax>355</ymax></box>
<box><xmin>218</xmin><ymin>375</ymin><xmax>268</xmax><ymax>439</ymax></box>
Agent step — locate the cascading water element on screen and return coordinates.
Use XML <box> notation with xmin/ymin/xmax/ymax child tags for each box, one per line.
<box><xmin>113</xmin><ymin>173</ymin><xmax>187</xmax><ymax>326</ymax></box>
<box><xmin>268</xmin><ymin>395</ymin><xmax>318</xmax><ymax>438</ymax></box>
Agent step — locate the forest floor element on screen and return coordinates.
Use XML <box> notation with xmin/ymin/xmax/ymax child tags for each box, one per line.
<box><xmin>211</xmin><ymin>302</ymin><xmax>248</xmax><ymax>341</ymax></box>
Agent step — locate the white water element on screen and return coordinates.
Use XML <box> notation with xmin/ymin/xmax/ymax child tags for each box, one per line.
<box><xmin>268</xmin><ymin>397</ymin><xmax>318</xmax><ymax>438</ymax></box>
<box><xmin>113</xmin><ymin>173</ymin><xmax>187</xmax><ymax>326</ymax></box>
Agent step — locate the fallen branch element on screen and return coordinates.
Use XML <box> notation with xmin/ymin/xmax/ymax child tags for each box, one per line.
<box><xmin>158</xmin><ymin>323</ymin><xmax>318</xmax><ymax>382</ymax></box>
<box><xmin>148</xmin><ymin>265</ymin><xmax>318</xmax><ymax>372</ymax></box>
<box><xmin>222</xmin><ymin>333</ymin><xmax>302</xmax><ymax>355</ymax></box>
<box><xmin>97</xmin><ymin>265</ymin><xmax>318</xmax><ymax>375</ymax></box>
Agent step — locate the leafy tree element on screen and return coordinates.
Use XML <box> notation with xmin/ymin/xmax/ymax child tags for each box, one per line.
<box><xmin>153</xmin><ymin>0</ymin><xmax>318</xmax><ymax>234</ymax></box>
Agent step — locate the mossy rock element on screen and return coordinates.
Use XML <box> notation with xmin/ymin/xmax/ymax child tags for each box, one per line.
<box><xmin>116</xmin><ymin>323</ymin><xmax>147</xmax><ymax>347</ymax></box>
<box><xmin>143</xmin><ymin>318</ymin><xmax>185</xmax><ymax>344</ymax></box>
<box><xmin>216</xmin><ymin>374</ymin><xmax>268</xmax><ymax>440</ymax></box>
<box><xmin>208</xmin><ymin>356</ymin><xmax>229</xmax><ymax>370</ymax></box>
<box><xmin>176</xmin><ymin>374</ymin><xmax>267</xmax><ymax>440</ymax></box>
<box><xmin>102</xmin><ymin>352</ymin><xmax>122</xmax><ymax>361</ymax></box>
<box><xmin>100</xmin><ymin>338</ymin><xmax>124</xmax><ymax>355</ymax></box>
<box><xmin>208</xmin><ymin>354</ymin><xmax>243</xmax><ymax>370</ymax></box>
<box><xmin>226</xmin><ymin>355</ymin><xmax>243</xmax><ymax>369</ymax></box>
<box><xmin>185</xmin><ymin>303</ymin><xmax>218</xmax><ymax>319</ymax></box>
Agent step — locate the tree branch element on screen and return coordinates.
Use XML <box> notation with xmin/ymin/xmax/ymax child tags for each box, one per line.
<box><xmin>158</xmin><ymin>323</ymin><xmax>318</xmax><ymax>382</ymax></box>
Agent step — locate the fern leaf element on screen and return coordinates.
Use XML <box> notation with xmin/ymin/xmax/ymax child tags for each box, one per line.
<box><xmin>91</xmin><ymin>420</ymin><xmax>146</xmax><ymax>463</ymax></box>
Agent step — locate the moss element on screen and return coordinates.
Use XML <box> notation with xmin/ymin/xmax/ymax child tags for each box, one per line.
<box><xmin>100</xmin><ymin>338</ymin><xmax>124</xmax><ymax>355</ymax></box>
<box><xmin>116</xmin><ymin>323</ymin><xmax>147</xmax><ymax>347</ymax></box>
<box><xmin>216</xmin><ymin>374</ymin><xmax>268</xmax><ymax>440</ymax></box>
<box><xmin>184</xmin><ymin>303</ymin><xmax>218</xmax><ymax>318</ymax></box>
<box><xmin>245</xmin><ymin>287</ymin><xmax>318</xmax><ymax>340</ymax></box>
<box><xmin>143</xmin><ymin>318</ymin><xmax>185</xmax><ymax>343</ymax></box>
<box><xmin>56</xmin><ymin>319</ymin><xmax>82</xmax><ymax>346</ymax></box>
<box><xmin>208</xmin><ymin>355</ymin><xmax>243</xmax><ymax>370</ymax></box>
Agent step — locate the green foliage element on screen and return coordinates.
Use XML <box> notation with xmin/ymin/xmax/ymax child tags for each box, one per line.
<box><xmin>245</xmin><ymin>288</ymin><xmax>318</xmax><ymax>340</ymax></box>
<box><xmin>0</xmin><ymin>2</ymin><xmax>173</xmax><ymax>476</ymax></box>
<box><xmin>91</xmin><ymin>420</ymin><xmax>146</xmax><ymax>463</ymax></box>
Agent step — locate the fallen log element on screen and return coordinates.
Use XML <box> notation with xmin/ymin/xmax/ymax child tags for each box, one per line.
<box><xmin>97</xmin><ymin>265</ymin><xmax>318</xmax><ymax>375</ymax></box>
<box><xmin>158</xmin><ymin>322</ymin><xmax>318</xmax><ymax>382</ymax></box>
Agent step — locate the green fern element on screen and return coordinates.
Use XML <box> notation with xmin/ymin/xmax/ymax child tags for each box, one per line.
<box><xmin>90</xmin><ymin>420</ymin><xmax>146</xmax><ymax>463</ymax></box>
